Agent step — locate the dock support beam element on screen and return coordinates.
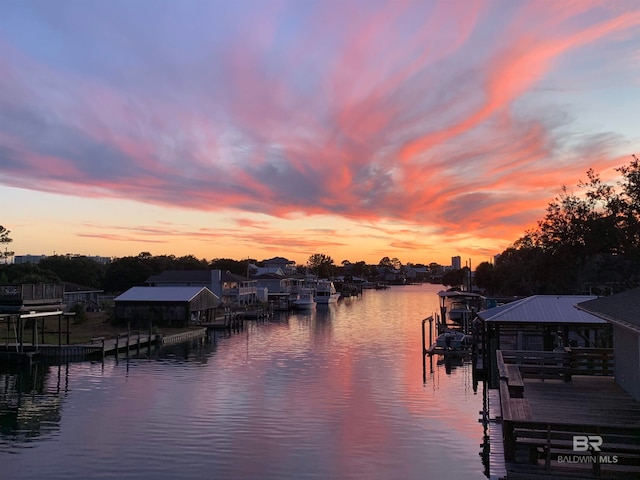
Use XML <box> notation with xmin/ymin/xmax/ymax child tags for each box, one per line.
<box><xmin>422</xmin><ymin>316</ymin><xmax>433</xmax><ymax>383</ymax></box>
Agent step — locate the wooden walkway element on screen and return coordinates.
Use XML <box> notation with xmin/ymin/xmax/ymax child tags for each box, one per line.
<box><xmin>495</xmin><ymin>350</ymin><xmax>640</xmax><ymax>479</ymax></box>
<box><xmin>0</xmin><ymin>328</ymin><xmax>209</xmax><ymax>363</ymax></box>
<box><xmin>488</xmin><ymin>388</ymin><xmax>508</xmax><ymax>480</ymax></box>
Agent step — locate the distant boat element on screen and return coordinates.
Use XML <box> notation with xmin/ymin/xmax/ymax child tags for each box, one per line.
<box><xmin>294</xmin><ymin>290</ymin><xmax>316</xmax><ymax>310</ymax></box>
<box><xmin>437</xmin><ymin>290</ymin><xmax>485</xmax><ymax>329</ymax></box>
<box><xmin>314</xmin><ymin>280</ymin><xmax>340</xmax><ymax>304</ymax></box>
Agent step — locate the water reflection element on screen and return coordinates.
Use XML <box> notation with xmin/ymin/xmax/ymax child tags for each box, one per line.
<box><xmin>0</xmin><ymin>363</ymin><xmax>66</xmax><ymax>446</ymax></box>
<box><xmin>2</xmin><ymin>285</ymin><xmax>487</xmax><ymax>480</ymax></box>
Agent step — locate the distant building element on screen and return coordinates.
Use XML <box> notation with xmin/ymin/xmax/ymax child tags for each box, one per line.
<box><xmin>405</xmin><ymin>266</ymin><xmax>428</xmax><ymax>281</ymax></box>
<box><xmin>13</xmin><ymin>255</ymin><xmax>47</xmax><ymax>264</ymax></box>
<box><xmin>62</xmin><ymin>282</ymin><xmax>103</xmax><ymax>312</ymax></box>
<box><xmin>13</xmin><ymin>254</ymin><xmax>111</xmax><ymax>265</ymax></box>
<box><xmin>86</xmin><ymin>256</ymin><xmax>112</xmax><ymax>265</ymax></box>
<box><xmin>260</xmin><ymin>257</ymin><xmax>297</xmax><ymax>275</ymax></box>
<box><xmin>249</xmin><ymin>265</ymin><xmax>285</xmax><ymax>276</ymax></box>
<box><xmin>451</xmin><ymin>256</ymin><xmax>461</xmax><ymax>270</ymax></box>
<box><xmin>145</xmin><ymin>269</ymin><xmax>257</xmax><ymax>306</ymax></box>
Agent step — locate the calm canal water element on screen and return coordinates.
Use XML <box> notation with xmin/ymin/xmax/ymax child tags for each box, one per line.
<box><xmin>1</xmin><ymin>284</ymin><xmax>486</xmax><ymax>479</ymax></box>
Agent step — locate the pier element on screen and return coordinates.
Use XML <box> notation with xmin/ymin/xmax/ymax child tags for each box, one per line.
<box><xmin>485</xmin><ymin>349</ymin><xmax>640</xmax><ymax>479</ymax></box>
<box><xmin>0</xmin><ymin>307</ymin><xmax>215</xmax><ymax>363</ymax></box>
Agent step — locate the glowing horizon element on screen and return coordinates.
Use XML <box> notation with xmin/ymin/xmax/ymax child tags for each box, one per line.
<box><xmin>1</xmin><ymin>1</ymin><xmax>639</xmax><ymax>267</ymax></box>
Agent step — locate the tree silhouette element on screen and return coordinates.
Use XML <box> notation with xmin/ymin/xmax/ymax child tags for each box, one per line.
<box><xmin>0</xmin><ymin>225</ymin><xmax>14</xmax><ymax>263</ymax></box>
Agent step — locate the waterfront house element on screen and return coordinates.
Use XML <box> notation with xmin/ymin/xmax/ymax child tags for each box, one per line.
<box><xmin>251</xmin><ymin>272</ymin><xmax>290</xmax><ymax>297</ymax></box>
<box><xmin>145</xmin><ymin>269</ymin><xmax>257</xmax><ymax>306</ymax></box>
<box><xmin>249</xmin><ymin>265</ymin><xmax>285</xmax><ymax>276</ymax></box>
<box><xmin>405</xmin><ymin>266</ymin><xmax>429</xmax><ymax>282</ymax></box>
<box><xmin>259</xmin><ymin>257</ymin><xmax>297</xmax><ymax>275</ymax></box>
<box><xmin>576</xmin><ymin>287</ymin><xmax>640</xmax><ymax>401</ymax></box>
<box><xmin>114</xmin><ymin>286</ymin><xmax>220</xmax><ymax>327</ymax></box>
<box><xmin>62</xmin><ymin>282</ymin><xmax>103</xmax><ymax>312</ymax></box>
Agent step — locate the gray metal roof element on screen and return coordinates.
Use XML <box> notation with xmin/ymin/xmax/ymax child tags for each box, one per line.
<box><xmin>479</xmin><ymin>295</ymin><xmax>604</xmax><ymax>324</ymax></box>
<box><xmin>115</xmin><ymin>286</ymin><xmax>219</xmax><ymax>303</ymax></box>
<box><xmin>576</xmin><ymin>287</ymin><xmax>640</xmax><ymax>333</ymax></box>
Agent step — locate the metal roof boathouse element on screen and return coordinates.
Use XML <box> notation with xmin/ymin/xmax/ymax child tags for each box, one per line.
<box><xmin>577</xmin><ymin>287</ymin><xmax>640</xmax><ymax>402</ymax></box>
<box><xmin>115</xmin><ymin>286</ymin><xmax>221</xmax><ymax>328</ymax></box>
<box><xmin>480</xmin><ymin>292</ymin><xmax>640</xmax><ymax>479</ymax></box>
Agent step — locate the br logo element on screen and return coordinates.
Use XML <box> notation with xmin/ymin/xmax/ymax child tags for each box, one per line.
<box><xmin>573</xmin><ymin>435</ymin><xmax>603</xmax><ymax>452</ymax></box>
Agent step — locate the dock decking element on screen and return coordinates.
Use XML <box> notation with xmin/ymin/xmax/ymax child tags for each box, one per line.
<box><xmin>523</xmin><ymin>376</ymin><xmax>640</xmax><ymax>426</ymax></box>
<box><xmin>0</xmin><ymin>327</ymin><xmax>209</xmax><ymax>363</ymax></box>
<box><xmin>495</xmin><ymin>350</ymin><xmax>640</xmax><ymax>479</ymax></box>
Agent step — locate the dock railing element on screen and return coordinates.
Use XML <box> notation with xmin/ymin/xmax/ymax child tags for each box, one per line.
<box><xmin>500</xmin><ymin>347</ymin><xmax>614</xmax><ymax>380</ymax></box>
<box><xmin>509</xmin><ymin>420</ymin><xmax>640</xmax><ymax>475</ymax></box>
<box><xmin>568</xmin><ymin>347</ymin><xmax>614</xmax><ymax>376</ymax></box>
<box><xmin>496</xmin><ymin>349</ymin><xmax>639</xmax><ymax>477</ymax></box>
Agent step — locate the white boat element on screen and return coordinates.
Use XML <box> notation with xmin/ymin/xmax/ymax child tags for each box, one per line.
<box><xmin>314</xmin><ymin>280</ymin><xmax>340</xmax><ymax>304</ymax></box>
<box><xmin>437</xmin><ymin>290</ymin><xmax>485</xmax><ymax>327</ymax></box>
<box><xmin>294</xmin><ymin>291</ymin><xmax>316</xmax><ymax>310</ymax></box>
<box><xmin>433</xmin><ymin>330</ymin><xmax>472</xmax><ymax>350</ymax></box>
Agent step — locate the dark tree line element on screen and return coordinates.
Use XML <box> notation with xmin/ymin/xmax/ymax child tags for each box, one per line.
<box><xmin>476</xmin><ymin>156</ymin><xmax>640</xmax><ymax>296</ymax></box>
<box><xmin>0</xmin><ymin>252</ymin><xmax>258</xmax><ymax>294</ymax></box>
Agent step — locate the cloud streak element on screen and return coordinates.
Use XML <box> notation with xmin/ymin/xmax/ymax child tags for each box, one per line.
<box><xmin>1</xmin><ymin>0</ymin><xmax>639</xmax><ymax>261</ymax></box>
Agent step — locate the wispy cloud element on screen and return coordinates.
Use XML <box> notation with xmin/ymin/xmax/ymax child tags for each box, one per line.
<box><xmin>1</xmin><ymin>0</ymin><xmax>639</xmax><ymax>261</ymax></box>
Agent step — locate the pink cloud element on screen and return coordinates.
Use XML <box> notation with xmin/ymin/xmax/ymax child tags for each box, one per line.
<box><xmin>1</xmin><ymin>0</ymin><xmax>639</xmax><ymax>260</ymax></box>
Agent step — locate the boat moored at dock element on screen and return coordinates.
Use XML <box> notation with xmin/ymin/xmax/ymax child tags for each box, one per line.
<box><xmin>294</xmin><ymin>290</ymin><xmax>316</xmax><ymax>309</ymax></box>
<box><xmin>314</xmin><ymin>280</ymin><xmax>340</xmax><ymax>304</ymax></box>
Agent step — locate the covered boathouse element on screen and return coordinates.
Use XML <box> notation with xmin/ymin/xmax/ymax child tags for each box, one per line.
<box><xmin>577</xmin><ymin>287</ymin><xmax>640</xmax><ymax>401</ymax></box>
<box><xmin>114</xmin><ymin>286</ymin><xmax>220</xmax><ymax>327</ymax></box>
<box><xmin>481</xmin><ymin>293</ymin><xmax>640</xmax><ymax>479</ymax></box>
<box><xmin>478</xmin><ymin>294</ymin><xmax>609</xmax><ymax>383</ymax></box>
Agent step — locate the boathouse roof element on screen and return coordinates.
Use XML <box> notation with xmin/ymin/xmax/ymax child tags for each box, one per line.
<box><xmin>115</xmin><ymin>286</ymin><xmax>219</xmax><ymax>303</ymax></box>
<box><xmin>478</xmin><ymin>295</ymin><xmax>603</xmax><ymax>324</ymax></box>
<box><xmin>576</xmin><ymin>287</ymin><xmax>640</xmax><ymax>334</ymax></box>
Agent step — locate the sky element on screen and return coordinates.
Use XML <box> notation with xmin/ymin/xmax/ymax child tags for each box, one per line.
<box><xmin>1</xmin><ymin>0</ymin><xmax>639</xmax><ymax>267</ymax></box>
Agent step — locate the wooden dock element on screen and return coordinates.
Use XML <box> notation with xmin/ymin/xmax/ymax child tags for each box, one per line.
<box><xmin>487</xmin><ymin>388</ymin><xmax>508</xmax><ymax>480</ymax></box>
<box><xmin>495</xmin><ymin>349</ymin><xmax>640</xmax><ymax>479</ymax></box>
<box><xmin>0</xmin><ymin>327</ymin><xmax>209</xmax><ymax>363</ymax></box>
<box><xmin>201</xmin><ymin>312</ymin><xmax>243</xmax><ymax>331</ymax></box>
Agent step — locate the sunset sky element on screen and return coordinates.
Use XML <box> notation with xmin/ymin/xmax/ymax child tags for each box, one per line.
<box><xmin>1</xmin><ymin>0</ymin><xmax>639</xmax><ymax>267</ymax></box>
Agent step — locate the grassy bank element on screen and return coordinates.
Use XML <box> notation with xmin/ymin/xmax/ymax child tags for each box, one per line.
<box><xmin>0</xmin><ymin>312</ymin><xmax>200</xmax><ymax>345</ymax></box>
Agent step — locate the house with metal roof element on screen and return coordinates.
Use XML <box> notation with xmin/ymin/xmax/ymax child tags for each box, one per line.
<box><xmin>114</xmin><ymin>286</ymin><xmax>220</xmax><ymax>327</ymax></box>
<box><xmin>576</xmin><ymin>287</ymin><xmax>640</xmax><ymax>401</ymax></box>
<box><xmin>145</xmin><ymin>269</ymin><xmax>257</xmax><ymax>306</ymax></box>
